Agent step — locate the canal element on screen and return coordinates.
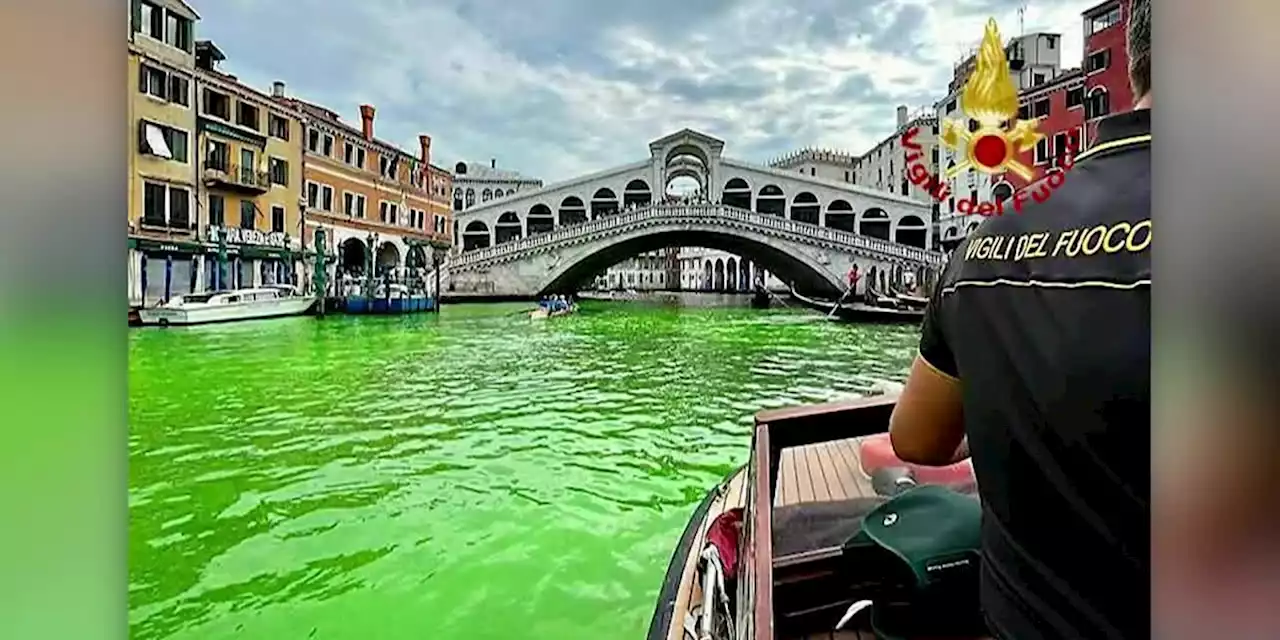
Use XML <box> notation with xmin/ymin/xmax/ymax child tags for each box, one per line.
<box><xmin>128</xmin><ymin>299</ymin><xmax>919</xmax><ymax>640</ymax></box>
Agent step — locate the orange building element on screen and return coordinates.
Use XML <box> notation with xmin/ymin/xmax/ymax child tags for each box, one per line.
<box><xmin>274</xmin><ymin>92</ymin><xmax>453</xmax><ymax>292</ymax></box>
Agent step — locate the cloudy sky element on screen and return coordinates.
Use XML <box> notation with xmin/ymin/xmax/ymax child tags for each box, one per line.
<box><xmin>198</xmin><ymin>0</ymin><xmax>1102</xmax><ymax>183</ymax></box>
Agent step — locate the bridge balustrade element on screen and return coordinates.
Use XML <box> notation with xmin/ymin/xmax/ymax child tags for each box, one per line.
<box><xmin>449</xmin><ymin>203</ymin><xmax>944</xmax><ymax>270</ymax></box>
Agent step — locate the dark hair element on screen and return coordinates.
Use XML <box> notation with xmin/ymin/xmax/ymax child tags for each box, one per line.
<box><xmin>1127</xmin><ymin>0</ymin><xmax>1151</xmax><ymax>99</ymax></box>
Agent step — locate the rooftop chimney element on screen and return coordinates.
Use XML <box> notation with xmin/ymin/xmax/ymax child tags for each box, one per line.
<box><xmin>271</xmin><ymin>81</ymin><xmax>286</xmax><ymax>98</ymax></box>
<box><xmin>419</xmin><ymin>135</ymin><xmax>433</xmax><ymax>193</ymax></box>
<box><xmin>490</xmin><ymin>158</ymin><xmax>497</xmax><ymax>169</ymax></box>
<box><xmin>896</xmin><ymin>105</ymin><xmax>908</xmax><ymax>128</ymax></box>
<box><xmin>359</xmin><ymin>104</ymin><xmax>375</xmax><ymax>140</ymax></box>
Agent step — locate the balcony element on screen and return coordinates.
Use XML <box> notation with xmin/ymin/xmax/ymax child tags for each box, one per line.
<box><xmin>203</xmin><ymin>162</ymin><xmax>271</xmax><ymax>194</ymax></box>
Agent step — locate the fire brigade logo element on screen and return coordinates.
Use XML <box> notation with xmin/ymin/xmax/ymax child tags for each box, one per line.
<box><xmin>940</xmin><ymin>19</ymin><xmax>1043</xmax><ymax>182</ymax></box>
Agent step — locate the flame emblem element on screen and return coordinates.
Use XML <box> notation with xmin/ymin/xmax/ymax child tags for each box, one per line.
<box><xmin>940</xmin><ymin>18</ymin><xmax>1043</xmax><ymax>182</ymax></box>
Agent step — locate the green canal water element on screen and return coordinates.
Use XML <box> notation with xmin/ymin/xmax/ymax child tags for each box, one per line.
<box><xmin>128</xmin><ymin>300</ymin><xmax>919</xmax><ymax>640</ymax></box>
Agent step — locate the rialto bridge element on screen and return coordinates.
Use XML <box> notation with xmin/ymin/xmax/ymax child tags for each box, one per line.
<box><xmin>444</xmin><ymin>129</ymin><xmax>945</xmax><ymax>297</ymax></box>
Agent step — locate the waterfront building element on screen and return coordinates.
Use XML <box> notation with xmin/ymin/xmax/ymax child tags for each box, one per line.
<box><xmin>127</xmin><ymin>0</ymin><xmax>201</xmax><ymax>305</ymax></box>
<box><xmin>595</xmin><ymin>250</ymin><xmax>672</xmax><ymax>291</ymax></box>
<box><xmin>191</xmin><ymin>41</ymin><xmax>306</xmax><ymax>291</ymax></box>
<box><xmin>935</xmin><ymin>31</ymin><xmax>1066</xmax><ymax>244</ymax></box>
<box><xmin>676</xmin><ymin>248</ymin><xmax>786</xmax><ymax>292</ymax></box>
<box><xmin>769</xmin><ymin>149</ymin><xmax>858</xmax><ymax>184</ymax></box>
<box><xmin>276</xmin><ymin>96</ymin><xmax>454</xmax><ymax>291</ymax></box>
<box><xmin>451</xmin><ymin>159</ymin><xmax>542</xmax><ymax>218</ymax></box>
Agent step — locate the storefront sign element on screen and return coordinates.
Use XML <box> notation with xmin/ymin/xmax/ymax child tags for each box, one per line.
<box><xmin>209</xmin><ymin>225</ymin><xmax>287</xmax><ymax>248</ymax></box>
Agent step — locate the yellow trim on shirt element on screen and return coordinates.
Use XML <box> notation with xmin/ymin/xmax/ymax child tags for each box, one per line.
<box><xmin>1073</xmin><ymin>134</ymin><xmax>1152</xmax><ymax>163</ymax></box>
<box><xmin>917</xmin><ymin>350</ymin><xmax>960</xmax><ymax>383</ymax></box>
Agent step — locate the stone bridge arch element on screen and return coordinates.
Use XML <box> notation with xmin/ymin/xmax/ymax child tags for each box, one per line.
<box><xmin>534</xmin><ymin>225</ymin><xmax>846</xmax><ymax>295</ymax></box>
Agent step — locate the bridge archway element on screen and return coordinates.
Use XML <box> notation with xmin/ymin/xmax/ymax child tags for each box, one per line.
<box><xmin>623</xmin><ymin>179</ymin><xmax>652</xmax><ymax>209</ymax></box>
<box><xmin>859</xmin><ymin>207</ymin><xmax>891</xmax><ymax>240</ymax></box>
<box><xmin>722</xmin><ymin>178</ymin><xmax>751</xmax><ymax>209</ymax></box>
<box><xmin>726</xmin><ymin>257</ymin><xmax>738</xmax><ymax>291</ymax></box>
<box><xmin>482</xmin><ymin>188</ymin><xmax>493</xmax><ymax>203</ymax></box>
<box><xmin>527</xmin><ymin>204</ymin><xmax>554</xmax><ymax>236</ymax></box>
<box><xmin>462</xmin><ymin>220</ymin><xmax>491</xmax><ymax>251</ymax></box>
<box><xmin>534</xmin><ymin>228</ymin><xmax>849</xmax><ymax>296</ymax></box>
<box><xmin>791</xmin><ymin>192</ymin><xmax>820</xmax><ymax>225</ymax></box>
<box><xmin>495</xmin><ymin>211</ymin><xmax>523</xmax><ymax>244</ymax></box>
<box><xmin>664</xmin><ymin>143</ymin><xmax>711</xmax><ymax>170</ymax></box>
<box><xmin>665</xmin><ymin>173</ymin><xmax>702</xmax><ymax>197</ymax></box>
<box><xmin>465</xmin><ymin>188</ymin><xmax>475</xmax><ymax>208</ymax></box>
<box><xmin>756</xmin><ymin>185</ymin><xmax>785</xmax><ymax>216</ymax></box>
<box><xmin>738</xmin><ymin>259</ymin><xmax>750</xmax><ymax>292</ymax></box>
<box><xmin>340</xmin><ymin>238</ymin><xmax>367</xmax><ymax>274</ymax></box>
<box><xmin>714</xmin><ymin>259</ymin><xmax>725</xmax><ymax>291</ymax></box>
<box><xmin>894</xmin><ymin>215</ymin><xmax>928</xmax><ymax>249</ymax></box>
<box><xmin>558</xmin><ymin>196</ymin><xmax>587</xmax><ymax>226</ymax></box>
<box><xmin>591</xmin><ymin>188</ymin><xmax>619</xmax><ymax>219</ymax></box>
<box><xmin>825</xmin><ymin>199</ymin><xmax>855</xmax><ymax>232</ymax></box>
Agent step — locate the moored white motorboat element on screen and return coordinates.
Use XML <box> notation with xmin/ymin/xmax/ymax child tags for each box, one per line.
<box><xmin>137</xmin><ymin>286</ymin><xmax>316</xmax><ymax>327</ymax></box>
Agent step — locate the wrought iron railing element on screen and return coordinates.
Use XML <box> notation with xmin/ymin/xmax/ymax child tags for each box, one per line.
<box><xmin>204</xmin><ymin>162</ymin><xmax>272</xmax><ymax>190</ymax></box>
<box><xmin>449</xmin><ymin>203</ymin><xmax>943</xmax><ymax>269</ymax></box>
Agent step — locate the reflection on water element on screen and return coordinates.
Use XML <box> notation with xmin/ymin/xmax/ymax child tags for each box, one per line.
<box><xmin>128</xmin><ymin>302</ymin><xmax>917</xmax><ymax>639</ymax></box>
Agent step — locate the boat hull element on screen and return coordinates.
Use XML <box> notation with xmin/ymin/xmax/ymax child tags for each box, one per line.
<box><xmin>137</xmin><ymin>297</ymin><xmax>316</xmax><ymax>326</ymax></box>
<box><xmin>790</xmin><ymin>290</ymin><xmax>923</xmax><ymax>324</ymax></box>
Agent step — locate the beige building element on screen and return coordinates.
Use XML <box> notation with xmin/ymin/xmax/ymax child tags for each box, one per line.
<box><xmin>127</xmin><ymin>0</ymin><xmax>201</xmax><ymax>304</ymax></box>
<box><xmin>193</xmin><ymin>41</ymin><xmax>307</xmax><ymax>291</ymax></box>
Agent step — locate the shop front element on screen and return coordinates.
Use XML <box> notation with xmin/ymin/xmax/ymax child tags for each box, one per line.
<box><xmin>204</xmin><ymin>225</ymin><xmax>302</xmax><ymax>292</ymax></box>
<box><xmin>128</xmin><ymin>237</ymin><xmax>206</xmax><ymax>307</ymax></box>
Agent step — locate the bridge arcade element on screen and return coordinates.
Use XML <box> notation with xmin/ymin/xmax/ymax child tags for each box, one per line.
<box><xmin>453</xmin><ymin>129</ymin><xmax>933</xmax><ymax>254</ymax></box>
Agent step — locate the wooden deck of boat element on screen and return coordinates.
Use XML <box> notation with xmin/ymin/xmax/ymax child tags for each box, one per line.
<box><xmin>664</xmin><ymin>468</ymin><xmax>750</xmax><ymax>640</ymax></box>
<box><xmin>775</xmin><ymin>437</ymin><xmax>874</xmax><ymax>506</ymax></box>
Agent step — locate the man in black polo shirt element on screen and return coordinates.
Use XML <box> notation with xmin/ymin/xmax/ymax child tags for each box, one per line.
<box><xmin>886</xmin><ymin>1</ymin><xmax>1151</xmax><ymax>638</ymax></box>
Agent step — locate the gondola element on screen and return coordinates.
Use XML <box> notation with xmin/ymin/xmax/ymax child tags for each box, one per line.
<box><xmin>647</xmin><ymin>394</ymin><xmax>986</xmax><ymax>640</ymax></box>
<box><xmin>788</xmin><ymin>288</ymin><xmax>924</xmax><ymax>324</ymax></box>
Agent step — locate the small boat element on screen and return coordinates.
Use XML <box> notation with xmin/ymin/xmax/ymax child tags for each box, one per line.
<box><xmin>789</xmin><ymin>288</ymin><xmax>924</xmax><ymax>324</ymax></box>
<box><xmin>648</xmin><ymin>394</ymin><xmax>984</xmax><ymax>640</ymax></box>
<box><xmin>137</xmin><ymin>286</ymin><xmax>316</xmax><ymax>327</ymax></box>
<box><xmin>529</xmin><ymin>303</ymin><xmax>577</xmax><ymax>319</ymax></box>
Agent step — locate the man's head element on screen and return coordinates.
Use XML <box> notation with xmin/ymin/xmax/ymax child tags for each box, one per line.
<box><xmin>1127</xmin><ymin>0</ymin><xmax>1151</xmax><ymax>105</ymax></box>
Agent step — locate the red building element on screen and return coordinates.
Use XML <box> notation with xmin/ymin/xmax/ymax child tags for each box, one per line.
<box><xmin>995</xmin><ymin>0</ymin><xmax>1133</xmax><ymax>198</ymax></box>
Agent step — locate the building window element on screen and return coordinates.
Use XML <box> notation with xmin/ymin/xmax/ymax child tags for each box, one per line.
<box><xmin>901</xmin><ymin>178</ymin><xmax>909</xmax><ymax>196</ymax></box>
<box><xmin>1085</xmin><ymin>87</ymin><xmax>1111</xmax><ymax>119</ymax></box>
<box><xmin>139</xmin><ymin>65</ymin><xmax>167</xmax><ymax>100</ymax></box>
<box><xmin>379</xmin><ymin>156</ymin><xmax>399</xmax><ymax>180</ymax></box>
<box><xmin>1086</xmin><ymin>49</ymin><xmax>1112</xmax><ymax>74</ymax></box>
<box><xmin>1032</xmin><ymin>99</ymin><xmax>1050</xmax><ymax>118</ymax></box>
<box><xmin>306</xmin><ymin>182</ymin><xmax>319</xmax><ymax>209</ymax></box>
<box><xmin>235</xmin><ymin>102</ymin><xmax>260</xmax><ymax>131</ymax></box>
<box><xmin>1066</xmin><ymin>86</ymin><xmax>1084</xmax><ymax>109</ymax></box>
<box><xmin>239</xmin><ymin>200</ymin><xmax>256</xmax><ymax>230</ymax></box>
<box><xmin>202</xmin><ymin>89</ymin><xmax>231</xmax><ymax>120</ymax></box>
<box><xmin>307</xmin><ymin>129</ymin><xmax>333</xmax><ymax>155</ymax></box>
<box><xmin>139</xmin><ymin>2</ymin><xmax>163</xmax><ymax>40</ymax></box>
<box><xmin>967</xmin><ymin>118</ymin><xmax>979</xmax><ymax>132</ymax></box>
<box><xmin>141</xmin><ymin>181</ymin><xmax>189</xmax><ymax>228</ymax></box>
<box><xmin>1053</xmin><ymin>132</ymin><xmax>1070</xmax><ymax>166</ymax></box>
<box><xmin>163</xmin><ymin>9</ymin><xmax>193</xmax><ymax>51</ymax></box>
<box><xmin>205</xmin><ymin>139</ymin><xmax>229</xmax><ymax>172</ymax></box>
<box><xmin>1033</xmin><ymin>73</ymin><xmax>1046</xmax><ymax>86</ymax></box>
<box><xmin>482</xmin><ymin>188</ymin><xmax>492</xmax><ymax>202</ymax></box>
<box><xmin>138</xmin><ymin>121</ymin><xmax>188</xmax><ymax>163</ymax></box>
<box><xmin>945</xmin><ymin>99</ymin><xmax>957</xmax><ymax>113</ymax></box>
<box><xmin>1089</xmin><ymin>6</ymin><xmax>1122</xmax><ymax>35</ymax></box>
<box><xmin>1034</xmin><ymin>137</ymin><xmax>1051</xmax><ymax>165</ymax></box>
<box><xmin>1017</xmin><ymin>103</ymin><xmax>1030</xmax><ymax>120</ymax></box>
<box><xmin>343</xmin><ymin>192</ymin><xmax>366</xmax><ymax>218</ymax></box>
<box><xmin>320</xmin><ymin>185</ymin><xmax>333</xmax><ymax>211</ymax></box>
<box><xmin>379</xmin><ymin>201</ymin><xmax>399</xmax><ymax>224</ymax></box>
<box><xmin>271</xmin><ymin>205</ymin><xmax>285</xmax><ymax>233</ymax></box>
<box><xmin>207</xmin><ymin>194</ymin><xmax>225</xmax><ymax>226</ymax></box>
<box><xmin>465</xmin><ymin>188</ymin><xmax>475</xmax><ymax>207</ymax></box>
<box><xmin>343</xmin><ymin>142</ymin><xmax>366</xmax><ymax>168</ymax></box>
<box><xmin>268</xmin><ymin>114</ymin><xmax>289</xmax><ymax>140</ymax></box>
<box><xmin>268</xmin><ymin>157</ymin><xmax>288</xmax><ymax>186</ymax></box>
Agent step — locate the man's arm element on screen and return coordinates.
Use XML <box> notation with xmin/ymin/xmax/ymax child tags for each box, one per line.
<box><xmin>889</xmin><ymin>275</ymin><xmax>968</xmax><ymax>466</ymax></box>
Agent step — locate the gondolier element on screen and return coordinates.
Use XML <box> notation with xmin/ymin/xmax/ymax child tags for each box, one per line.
<box><xmin>887</xmin><ymin>2</ymin><xmax>1152</xmax><ymax>639</ymax></box>
<box><xmin>846</xmin><ymin>264</ymin><xmax>861</xmax><ymax>302</ymax></box>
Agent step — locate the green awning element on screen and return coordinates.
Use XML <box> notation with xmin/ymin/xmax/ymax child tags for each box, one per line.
<box><xmin>130</xmin><ymin>236</ymin><xmax>205</xmax><ymax>253</ymax></box>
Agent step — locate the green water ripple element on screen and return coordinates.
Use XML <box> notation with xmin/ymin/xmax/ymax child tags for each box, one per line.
<box><xmin>129</xmin><ymin>301</ymin><xmax>917</xmax><ymax>639</ymax></box>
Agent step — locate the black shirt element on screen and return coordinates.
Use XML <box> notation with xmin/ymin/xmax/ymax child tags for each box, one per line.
<box><xmin>919</xmin><ymin>110</ymin><xmax>1151</xmax><ymax>640</ymax></box>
